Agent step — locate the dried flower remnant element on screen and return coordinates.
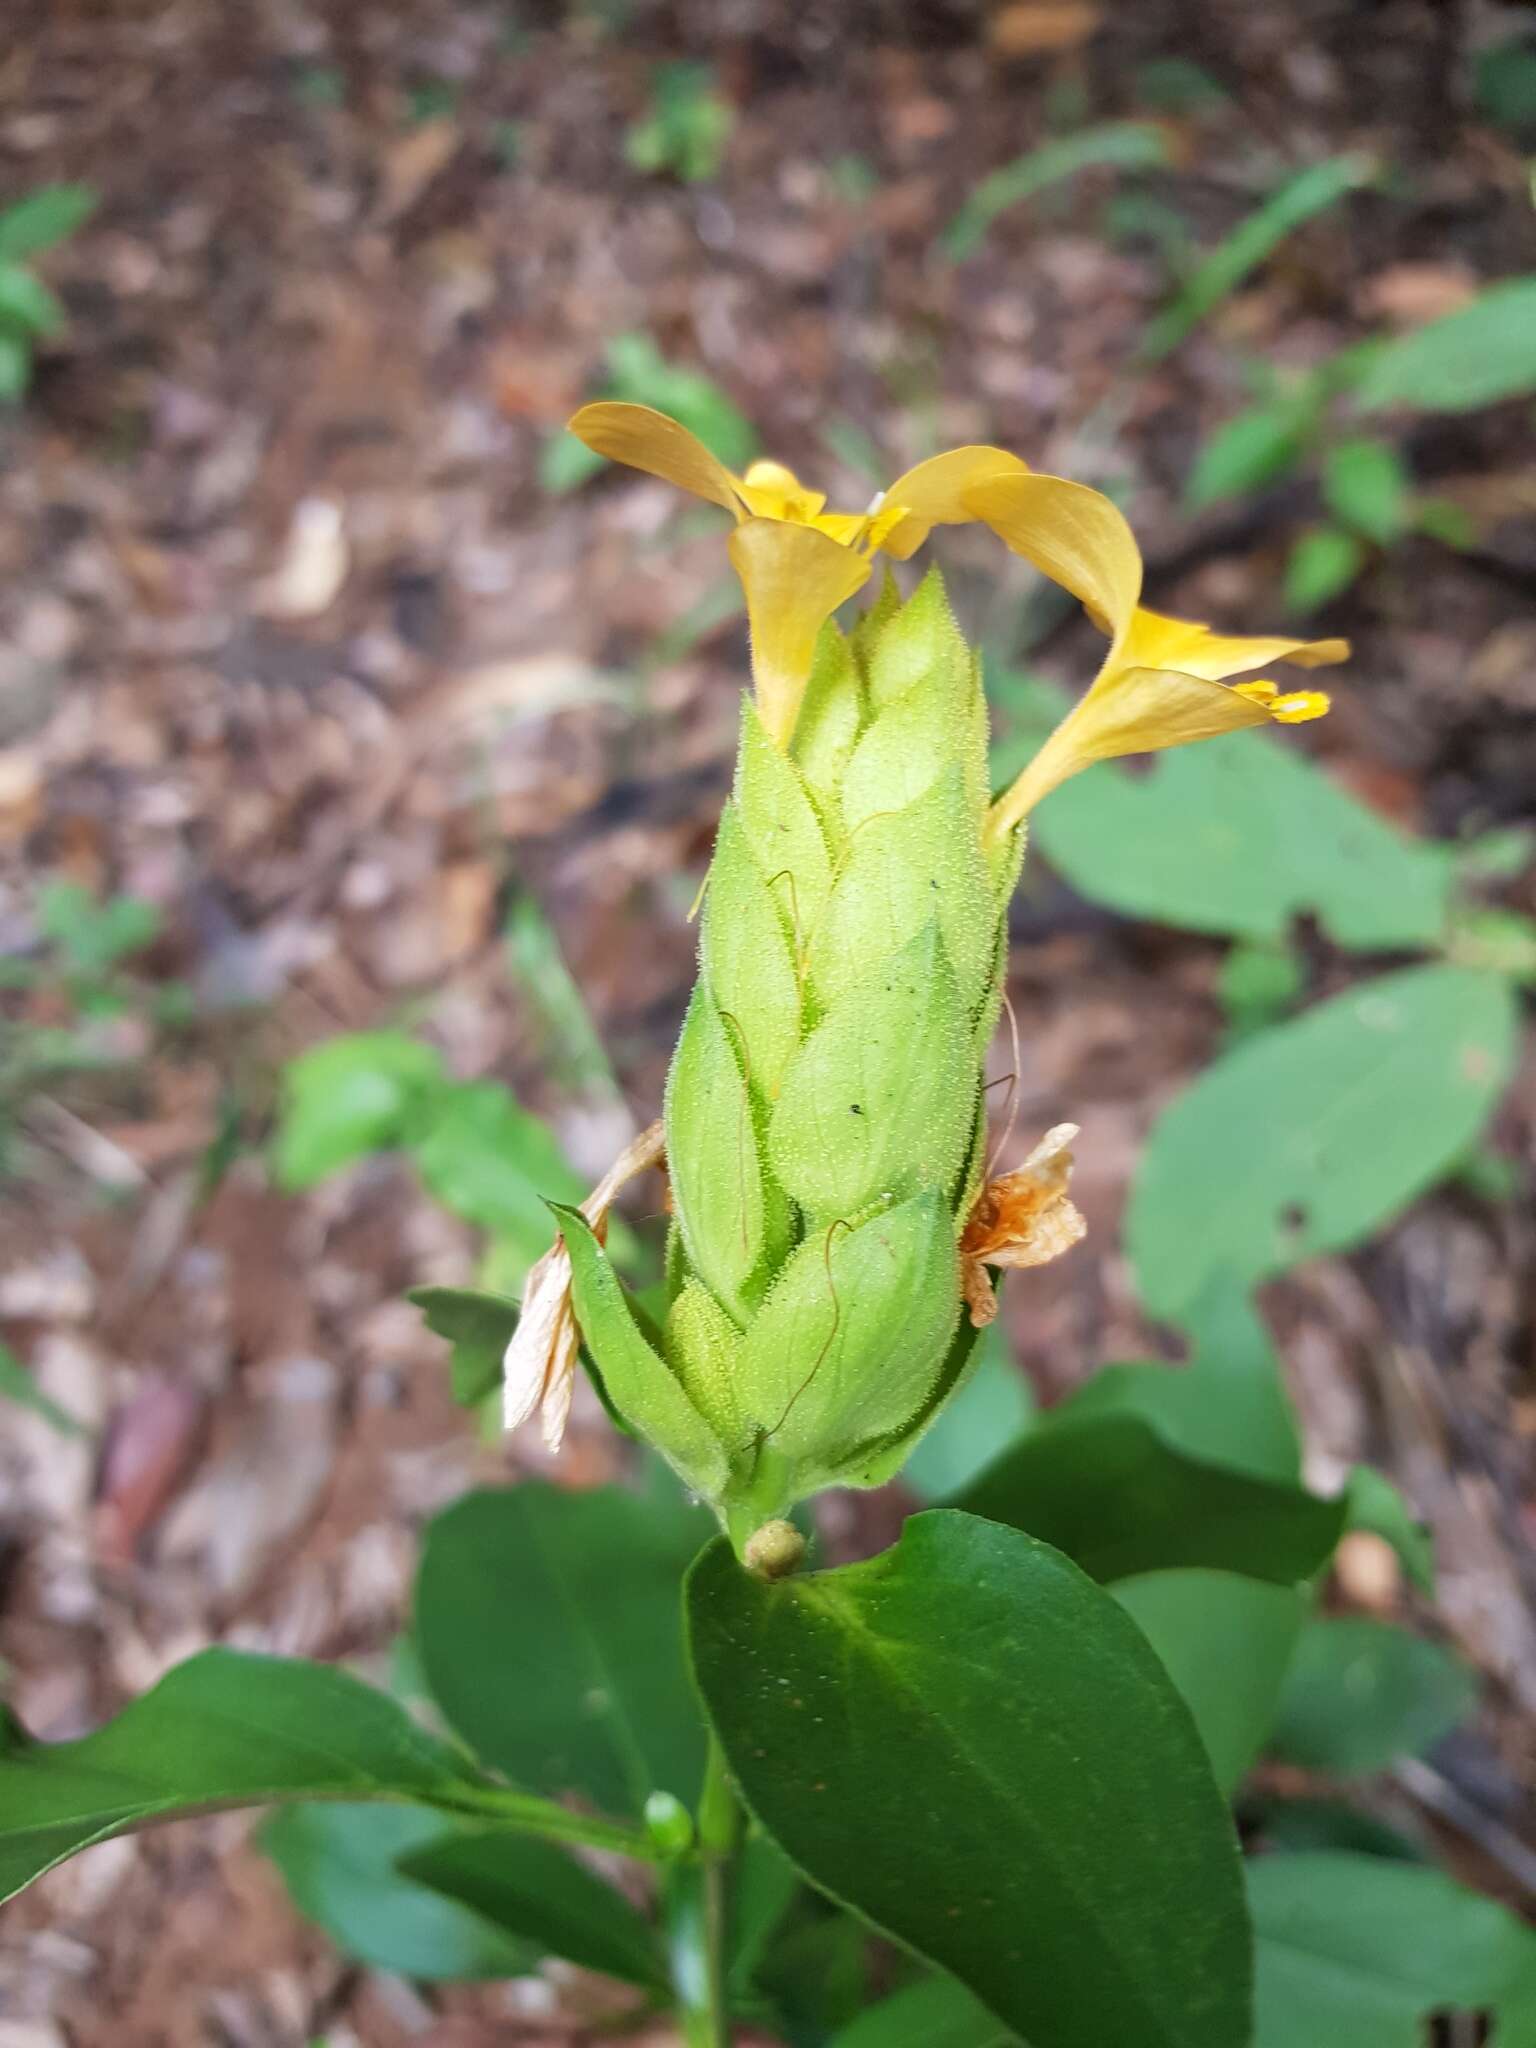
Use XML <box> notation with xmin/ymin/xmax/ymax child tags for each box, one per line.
<box><xmin>960</xmin><ymin>1124</ymin><xmax>1088</xmax><ymax>1329</ymax></box>
<box><xmin>501</xmin><ymin>1120</ymin><xmax>665</xmax><ymax>1450</ymax></box>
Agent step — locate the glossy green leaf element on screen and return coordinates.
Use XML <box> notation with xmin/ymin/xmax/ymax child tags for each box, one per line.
<box><xmin>831</xmin><ymin>1974</ymin><xmax>1013</xmax><ymax>2048</ymax></box>
<box><xmin>1116</xmin><ymin>1571</ymin><xmax>1307</xmax><ymax>1795</ymax></box>
<box><xmin>1268</xmin><ymin>1617</ymin><xmax>1476</xmax><ymax>1776</ymax></box>
<box><xmin>1186</xmin><ymin>400</ymin><xmax>1315</xmax><ymax>509</ymax></box>
<box><xmin>902</xmin><ymin>1325</ymin><xmax>1034</xmax><ymax>1500</ymax></box>
<box><xmin>770</xmin><ymin>924</ymin><xmax>974</xmax><ymax>1223</ymax></box>
<box><xmin>1284</xmin><ymin>524</ymin><xmax>1365</xmax><ymax>612</ymax></box>
<box><xmin>1355</xmin><ymin>278</ymin><xmax>1536</xmax><ymax>414</ymax></box>
<box><xmin>0</xmin><ymin>1649</ymin><xmax>478</xmax><ymax>1904</ymax></box>
<box><xmin>1250</xmin><ymin>1852</ymin><xmax>1536</xmax><ymax>2047</ymax></box>
<box><xmin>953</xmin><ymin>1411</ymin><xmax>1345</xmax><ymax>1586</ymax></box>
<box><xmin>415</xmin><ymin>1482</ymin><xmax>710</xmax><ymax>1821</ymax></box>
<box><xmin>1033</xmin><ymin>730</ymin><xmax>1451</xmax><ymax>948</ymax></box>
<box><xmin>557</xmin><ymin>1205</ymin><xmax>731</xmax><ymax>1494</ymax></box>
<box><xmin>412</xmin><ymin>1081</ymin><xmax>580</xmax><ymax>1251</ymax></box>
<box><xmin>262</xmin><ymin>1803</ymin><xmax>533</xmax><ymax>1981</ymax></box>
<box><xmin>1321</xmin><ymin>438</ymin><xmax>1409</xmax><ymax>543</ymax></box>
<box><xmin>687</xmin><ymin>1511</ymin><xmax>1251</xmax><ymax>2048</ymax></box>
<box><xmin>0</xmin><ymin>183</ymin><xmax>97</xmax><ymax>260</ymax></box>
<box><xmin>400</xmin><ymin>1827</ymin><xmax>664</xmax><ymax>1986</ymax></box>
<box><xmin>1128</xmin><ymin>966</ymin><xmax>1518</xmax><ymax>1319</ymax></box>
<box><xmin>407</xmin><ymin>1285</ymin><xmax>518</xmax><ymax>1408</ymax></box>
<box><xmin>274</xmin><ymin>1031</ymin><xmax>446</xmax><ymax>1190</ymax></box>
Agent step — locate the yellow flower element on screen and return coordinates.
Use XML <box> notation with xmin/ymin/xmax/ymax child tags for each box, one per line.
<box><xmin>568</xmin><ymin>402</ymin><xmax>1025</xmax><ymax>746</ymax></box>
<box><xmin>962</xmin><ymin>471</ymin><xmax>1348</xmax><ymax>838</ymax></box>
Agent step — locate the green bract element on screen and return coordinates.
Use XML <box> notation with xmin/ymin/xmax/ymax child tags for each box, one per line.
<box><xmin>571</xmin><ymin>571</ymin><xmax>1010</xmax><ymax>1542</ymax></box>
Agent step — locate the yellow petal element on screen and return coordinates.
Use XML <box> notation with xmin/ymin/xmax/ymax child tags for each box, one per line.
<box><xmin>964</xmin><ymin>472</ymin><xmax>1143</xmax><ymax>640</ymax></box>
<box><xmin>1123</xmin><ymin>606</ymin><xmax>1349</xmax><ymax>680</ymax></box>
<box><xmin>988</xmin><ymin>665</ymin><xmax>1282</xmax><ymax>835</ymax></box>
<box><xmin>879</xmin><ymin>445</ymin><xmax>1032</xmax><ymax>559</ymax></box>
<box><xmin>738</xmin><ymin>459</ymin><xmax>828</xmax><ymax>522</ymax></box>
<box><xmin>568</xmin><ymin>402</ymin><xmax>744</xmax><ymax>517</ymax></box>
<box><xmin>728</xmin><ymin>518</ymin><xmax>872</xmax><ymax>747</ymax></box>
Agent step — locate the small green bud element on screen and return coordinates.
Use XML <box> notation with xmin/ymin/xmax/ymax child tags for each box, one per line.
<box><xmin>644</xmin><ymin>1789</ymin><xmax>695</xmax><ymax>1857</ymax></box>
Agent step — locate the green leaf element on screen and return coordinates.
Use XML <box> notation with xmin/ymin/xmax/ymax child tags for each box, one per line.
<box><xmin>415</xmin><ymin>1481</ymin><xmax>710</xmax><ymax>1821</ymax></box>
<box><xmin>37</xmin><ymin>881</ymin><xmax>161</xmax><ymax>976</ymax></box>
<box><xmin>1128</xmin><ymin>966</ymin><xmax>1519</xmax><ymax>1319</ymax></box>
<box><xmin>942</xmin><ymin>122</ymin><xmax>1171</xmax><ymax>262</ymax></box>
<box><xmin>1268</xmin><ymin>1617</ymin><xmax>1476</xmax><ymax>1776</ymax></box>
<box><xmin>1057</xmin><ymin>1284</ymin><xmax>1302</xmax><ymax>1481</ymax></box>
<box><xmin>0</xmin><ymin>263</ymin><xmax>66</xmax><ymax>338</ymax></box>
<box><xmin>1250</xmin><ymin>1852</ymin><xmax>1536</xmax><ymax>2047</ymax></box>
<box><xmin>1219</xmin><ymin>937</ymin><xmax>1305</xmax><ymax>1040</ymax></box>
<box><xmin>1475</xmin><ymin>39</ymin><xmax>1536</xmax><ymax>145</ymax></box>
<box><xmin>0</xmin><ymin>184</ymin><xmax>97</xmax><ymax>260</ymax></box>
<box><xmin>1115</xmin><ymin>1571</ymin><xmax>1306</xmax><ymax>1795</ymax></box>
<box><xmin>400</xmin><ymin>1826</ymin><xmax>665</xmax><ymax>1986</ymax></box>
<box><xmin>1284</xmin><ymin>524</ymin><xmax>1365</xmax><ymax>612</ymax></box>
<box><xmin>0</xmin><ymin>329</ymin><xmax>31</xmax><ymax>401</ymax></box>
<box><xmin>901</xmin><ymin>1324</ymin><xmax>1034</xmax><ymax>1500</ymax></box>
<box><xmin>0</xmin><ymin>1339</ymin><xmax>88</xmax><ymax>1437</ymax></box>
<box><xmin>1142</xmin><ymin>155</ymin><xmax>1372</xmax><ymax>361</ymax></box>
<box><xmin>1320</xmin><ymin>438</ymin><xmax>1410</xmax><ymax>543</ymax></box>
<box><xmin>412</xmin><ymin>1080</ymin><xmax>580</xmax><ymax>1252</ymax></box>
<box><xmin>953</xmin><ymin>1411</ymin><xmax>1345</xmax><ymax>1586</ymax></box>
<box><xmin>1355</xmin><ymin>278</ymin><xmax>1536</xmax><ymax>414</ymax></box>
<box><xmin>0</xmin><ymin>1648</ymin><xmax>480</xmax><ymax>1905</ymax></box>
<box><xmin>687</xmin><ymin>1511</ymin><xmax>1251</xmax><ymax>2048</ymax></box>
<box><xmin>262</xmin><ymin>1803</ymin><xmax>534</xmax><ymax>1980</ymax></box>
<box><xmin>770</xmin><ymin>924</ymin><xmax>974</xmax><ymax>1223</ymax></box>
<box><xmin>407</xmin><ymin>1285</ymin><xmax>518</xmax><ymax>1407</ymax></box>
<box><xmin>1033</xmin><ymin>730</ymin><xmax>1451</xmax><ymax>949</ymax></box>
<box><xmin>830</xmin><ymin>1974</ymin><xmax>1013</xmax><ymax>2048</ymax></box>
<box><xmin>1186</xmin><ymin>399</ymin><xmax>1316</xmax><ymax>509</ymax></box>
<box><xmin>557</xmin><ymin>1204</ymin><xmax>731</xmax><ymax>1496</ymax></box>
<box><xmin>273</xmin><ymin>1031</ymin><xmax>447</xmax><ymax>1190</ymax></box>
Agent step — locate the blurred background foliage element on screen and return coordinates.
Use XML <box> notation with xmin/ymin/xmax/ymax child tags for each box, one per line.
<box><xmin>1</xmin><ymin>0</ymin><xmax>1534</xmax><ymax>2041</ymax></box>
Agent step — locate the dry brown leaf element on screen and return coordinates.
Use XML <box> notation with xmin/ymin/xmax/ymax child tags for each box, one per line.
<box><xmin>987</xmin><ymin>2</ymin><xmax>1101</xmax><ymax>57</ymax></box>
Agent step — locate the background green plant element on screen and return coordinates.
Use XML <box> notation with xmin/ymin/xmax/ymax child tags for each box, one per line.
<box><xmin>0</xmin><ymin>183</ymin><xmax>94</xmax><ymax>401</ymax></box>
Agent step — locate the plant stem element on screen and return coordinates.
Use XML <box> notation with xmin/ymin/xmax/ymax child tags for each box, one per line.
<box><xmin>669</xmin><ymin>1736</ymin><xmax>740</xmax><ymax>2046</ymax></box>
<box><xmin>434</xmin><ymin>1782</ymin><xmax>658</xmax><ymax>1862</ymax></box>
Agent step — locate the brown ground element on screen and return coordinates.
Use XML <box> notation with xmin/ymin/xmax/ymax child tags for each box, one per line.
<box><xmin>1</xmin><ymin>2</ymin><xmax>1534</xmax><ymax>2042</ymax></box>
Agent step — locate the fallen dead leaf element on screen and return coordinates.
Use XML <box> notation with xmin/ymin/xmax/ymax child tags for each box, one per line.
<box><xmin>1357</xmin><ymin>260</ymin><xmax>1478</xmax><ymax>327</ymax></box>
<box><xmin>987</xmin><ymin>1</ymin><xmax>1102</xmax><ymax>57</ymax></box>
<box><xmin>256</xmin><ymin>498</ymin><xmax>349</xmax><ymax>619</ymax></box>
